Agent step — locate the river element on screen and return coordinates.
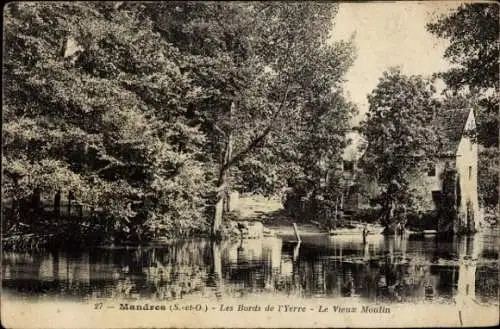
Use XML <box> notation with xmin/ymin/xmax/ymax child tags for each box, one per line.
<box><xmin>1</xmin><ymin>228</ymin><xmax>499</xmax><ymax>327</ymax></box>
<box><xmin>3</xmin><ymin>228</ymin><xmax>498</xmax><ymax>304</ymax></box>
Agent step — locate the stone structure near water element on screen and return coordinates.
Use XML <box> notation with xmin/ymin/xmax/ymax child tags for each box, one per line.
<box><xmin>411</xmin><ymin>108</ymin><xmax>481</xmax><ymax>233</ymax></box>
<box><xmin>341</xmin><ymin>108</ymin><xmax>481</xmax><ymax>234</ymax></box>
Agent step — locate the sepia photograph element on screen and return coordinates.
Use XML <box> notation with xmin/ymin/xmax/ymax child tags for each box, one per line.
<box><xmin>1</xmin><ymin>1</ymin><xmax>499</xmax><ymax>328</ymax></box>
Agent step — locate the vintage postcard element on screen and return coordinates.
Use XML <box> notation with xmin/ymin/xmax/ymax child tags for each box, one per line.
<box><xmin>1</xmin><ymin>1</ymin><xmax>499</xmax><ymax>328</ymax></box>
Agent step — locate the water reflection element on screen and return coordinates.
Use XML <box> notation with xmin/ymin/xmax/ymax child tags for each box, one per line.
<box><xmin>2</xmin><ymin>230</ymin><xmax>498</xmax><ymax>306</ymax></box>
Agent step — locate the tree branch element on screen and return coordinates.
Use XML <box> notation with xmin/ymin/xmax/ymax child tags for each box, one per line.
<box><xmin>217</xmin><ymin>84</ymin><xmax>290</xmax><ymax>183</ymax></box>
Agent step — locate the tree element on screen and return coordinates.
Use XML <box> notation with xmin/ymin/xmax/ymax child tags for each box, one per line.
<box><xmin>3</xmin><ymin>2</ymin><xmax>210</xmax><ymax>242</ymax></box>
<box><xmin>427</xmin><ymin>3</ymin><xmax>499</xmax><ymax>208</ymax></box>
<box><xmin>145</xmin><ymin>2</ymin><xmax>357</xmax><ymax>236</ymax></box>
<box><xmin>478</xmin><ymin>147</ymin><xmax>499</xmax><ymax>209</ymax></box>
<box><xmin>427</xmin><ymin>3</ymin><xmax>498</xmax><ymax>147</ymax></box>
<box><xmin>2</xmin><ymin>2</ymin><xmax>357</xmax><ymax>244</ymax></box>
<box><xmin>359</xmin><ymin>68</ymin><xmax>439</xmax><ymax>233</ymax></box>
<box><xmin>427</xmin><ymin>4</ymin><xmax>498</xmax><ymax>92</ymax></box>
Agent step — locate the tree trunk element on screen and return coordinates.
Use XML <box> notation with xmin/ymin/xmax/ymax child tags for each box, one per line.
<box><xmin>333</xmin><ymin>196</ymin><xmax>338</xmax><ymax>230</ymax></box>
<box><xmin>32</xmin><ymin>186</ymin><xmax>41</xmax><ymax>211</ymax></box>
<box><xmin>401</xmin><ymin>204</ymin><xmax>407</xmax><ymax>234</ymax></box>
<box><xmin>384</xmin><ymin>200</ymin><xmax>395</xmax><ymax>235</ymax></box>
<box><xmin>339</xmin><ymin>192</ymin><xmax>345</xmax><ymax>226</ymax></box>
<box><xmin>54</xmin><ymin>190</ymin><xmax>61</xmax><ymax>217</ymax></box>
<box><xmin>213</xmin><ymin>189</ymin><xmax>224</xmax><ymax>237</ymax></box>
<box><xmin>68</xmin><ymin>198</ymin><xmax>72</xmax><ymax>218</ymax></box>
<box><xmin>11</xmin><ymin>179</ymin><xmax>21</xmax><ymax>229</ymax></box>
<box><xmin>327</xmin><ymin>203</ymin><xmax>332</xmax><ymax>231</ymax></box>
<box><xmin>212</xmin><ymin>101</ymin><xmax>235</xmax><ymax>238</ymax></box>
<box><xmin>223</xmin><ymin>121</ymin><xmax>233</xmax><ymax>213</ymax></box>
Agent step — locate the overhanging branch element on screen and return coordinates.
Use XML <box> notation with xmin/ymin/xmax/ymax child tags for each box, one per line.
<box><xmin>217</xmin><ymin>84</ymin><xmax>291</xmax><ymax>183</ymax></box>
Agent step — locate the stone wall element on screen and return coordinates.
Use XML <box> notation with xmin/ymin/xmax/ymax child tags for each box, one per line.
<box><xmin>456</xmin><ymin>132</ymin><xmax>480</xmax><ymax>231</ymax></box>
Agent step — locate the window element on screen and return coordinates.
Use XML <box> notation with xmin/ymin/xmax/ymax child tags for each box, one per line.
<box><xmin>343</xmin><ymin>160</ymin><xmax>354</xmax><ymax>173</ymax></box>
<box><xmin>469</xmin><ymin>166</ymin><xmax>472</xmax><ymax>180</ymax></box>
<box><xmin>432</xmin><ymin>191</ymin><xmax>442</xmax><ymax>208</ymax></box>
<box><xmin>427</xmin><ymin>163</ymin><xmax>436</xmax><ymax>177</ymax></box>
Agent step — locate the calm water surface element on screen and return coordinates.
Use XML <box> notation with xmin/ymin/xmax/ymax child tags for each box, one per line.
<box><xmin>2</xmin><ymin>229</ymin><xmax>498</xmax><ymax>306</ymax></box>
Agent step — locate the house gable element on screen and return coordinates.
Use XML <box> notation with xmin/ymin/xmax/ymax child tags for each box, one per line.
<box><xmin>433</xmin><ymin>108</ymin><xmax>472</xmax><ymax>157</ymax></box>
<box><xmin>456</xmin><ymin>109</ymin><xmax>476</xmax><ymax>157</ymax></box>
<box><xmin>408</xmin><ymin>108</ymin><xmax>477</xmax><ymax>213</ymax></box>
<box><xmin>455</xmin><ymin>109</ymin><xmax>479</xmax><ymax>224</ymax></box>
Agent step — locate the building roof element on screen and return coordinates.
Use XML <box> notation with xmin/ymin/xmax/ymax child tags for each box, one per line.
<box><xmin>433</xmin><ymin>108</ymin><xmax>472</xmax><ymax>156</ymax></box>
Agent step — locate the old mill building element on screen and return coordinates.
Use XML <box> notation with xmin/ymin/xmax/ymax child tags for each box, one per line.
<box><xmin>423</xmin><ymin>108</ymin><xmax>480</xmax><ymax>233</ymax></box>
<box><xmin>342</xmin><ymin>108</ymin><xmax>481</xmax><ymax>234</ymax></box>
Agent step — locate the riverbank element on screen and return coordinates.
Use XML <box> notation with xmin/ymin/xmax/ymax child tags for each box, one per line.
<box><xmin>3</xmin><ymin>193</ymin><xmax>494</xmax><ymax>251</ymax></box>
<box><xmin>229</xmin><ymin>195</ymin><xmax>500</xmax><ymax>239</ymax></box>
<box><xmin>228</xmin><ymin>194</ymin><xmax>384</xmax><ymax>238</ymax></box>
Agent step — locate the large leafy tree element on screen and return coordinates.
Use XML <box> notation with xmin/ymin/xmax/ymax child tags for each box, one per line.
<box><xmin>427</xmin><ymin>2</ymin><xmax>498</xmax><ymax>147</ymax></box>
<box><xmin>427</xmin><ymin>4</ymin><xmax>498</xmax><ymax>92</ymax></box>
<box><xmin>145</xmin><ymin>2</ymin><xmax>356</xmax><ymax>235</ymax></box>
<box><xmin>427</xmin><ymin>3</ymin><xmax>499</xmax><ymax>208</ymax></box>
<box><xmin>3</xmin><ymin>2</ymin><xmax>210</xmax><ymax>241</ymax></box>
<box><xmin>360</xmin><ymin>68</ymin><xmax>439</xmax><ymax>233</ymax></box>
<box><xmin>3</xmin><ymin>2</ymin><xmax>357</xmax><ymax>242</ymax></box>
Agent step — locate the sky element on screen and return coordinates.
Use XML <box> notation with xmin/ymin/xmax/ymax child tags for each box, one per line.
<box><xmin>330</xmin><ymin>1</ymin><xmax>463</xmax><ymax>125</ymax></box>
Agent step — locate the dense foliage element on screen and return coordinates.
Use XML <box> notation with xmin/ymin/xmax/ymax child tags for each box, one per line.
<box><xmin>3</xmin><ymin>3</ymin><xmax>213</xmax><ymax>242</ymax></box>
<box><xmin>2</xmin><ymin>2</ymin><xmax>356</xmax><ymax>244</ymax></box>
<box><xmin>427</xmin><ymin>3</ymin><xmax>499</xmax><ymax>208</ymax></box>
<box><xmin>143</xmin><ymin>3</ymin><xmax>356</xmax><ymax>233</ymax></box>
<box><xmin>359</xmin><ymin>69</ymin><xmax>439</xmax><ymax>233</ymax></box>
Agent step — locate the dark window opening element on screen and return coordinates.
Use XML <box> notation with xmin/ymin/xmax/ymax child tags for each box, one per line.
<box><xmin>469</xmin><ymin>166</ymin><xmax>472</xmax><ymax>180</ymax></box>
<box><xmin>343</xmin><ymin>160</ymin><xmax>354</xmax><ymax>173</ymax></box>
<box><xmin>427</xmin><ymin>163</ymin><xmax>436</xmax><ymax>177</ymax></box>
<box><xmin>432</xmin><ymin>191</ymin><xmax>442</xmax><ymax>209</ymax></box>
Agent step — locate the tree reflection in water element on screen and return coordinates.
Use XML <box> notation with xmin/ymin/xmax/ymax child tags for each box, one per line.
<box><xmin>1</xmin><ymin>231</ymin><xmax>499</xmax><ymax>306</ymax></box>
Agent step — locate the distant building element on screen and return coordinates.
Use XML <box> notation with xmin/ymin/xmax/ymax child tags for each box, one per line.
<box><xmin>411</xmin><ymin>108</ymin><xmax>480</xmax><ymax>232</ymax></box>
<box><xmin>339</xmin><ymin>128</ymin><xmax>370</xmax><ymax>212</ymax></box>
<box><xmin>341</xmin><ymin>108</ymin><xmax>480</xmax><ymax>233</ymax></box>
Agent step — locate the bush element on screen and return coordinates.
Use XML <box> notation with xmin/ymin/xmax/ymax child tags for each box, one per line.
<box><xmin>351</xmin><ymin>208</ymin><xmax>382</xmax><ymax>223</ymax></box>
<box><xmin>406</xmin><ymin>211</ymin><xmax>438</xmax><ymax>231</ymax></box>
